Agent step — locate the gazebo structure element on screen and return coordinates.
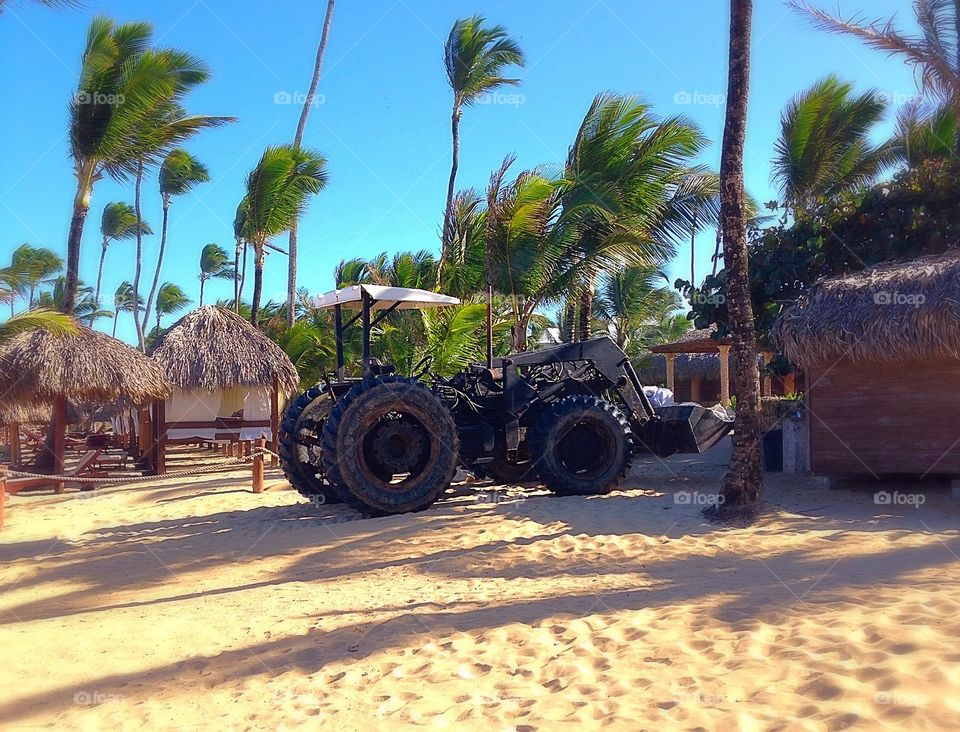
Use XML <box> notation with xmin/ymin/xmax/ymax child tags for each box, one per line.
<box><xmin>649</xmin><ymin>327</ymin><xmax>735</xmax><ymax>404</ymax></box>
<box><xmin>775</xmin><ymin>251</ymin><xmax>960</xmax><ymax>476</ymax></box>
<box><xmin>636</xmin><ymin>352</ymin><xmax>733</xmax><ymax>405</ymax></box>
<box><xmin>0</xmin><ymin>326</ymin><xmax>171</xmax><ymax>476</ymax></box>
<box><xmin>150</xmin><ymin>307</ymin><xmax>299</xmax><ymax>474</ymax></box>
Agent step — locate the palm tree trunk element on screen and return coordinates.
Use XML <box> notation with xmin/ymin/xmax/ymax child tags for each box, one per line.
<box><xmin>690</xmin><ymin>215</ymin><xmax>697</xmax><ymax>285</ymax></box>
<box><xmin>92</xmin><ymin>237</ymin><xmax>109</xmax><ymax>325</ymax></box>
<box><xmin>199</xmin><ymin>277</ymin><xmax>205</xmax><ymax>307</ymax></box>
<box><xmin>439</xmin><ymin>106</ymin><xmax>462</xmax><ymax>275</ymax></box>
<box><xmin>717</xmin><ymin>0</ymin><xmax>763</xmax><ymax>516</ymax></box>
<box><xmin>63</xmin><ymin>171</ymin><xmax>93</xmax><ymax>316</ymax></box>
<box><xmin>561</xmin><ymin>302</ymin><xmax>575</xmax><ymax>343</ymax></box>
<box><xmin>250</xmin><ymin>242</ymin><xmax>265</xmax><ymax>327</ymax></box>
<box><xmin>286</xmin><ymin>0</ymin><xmax>336</xmax><ymax>328</ymax></box>
<box><xmin>131</xmin><ymin>161</ymin><xmax>146</xmax><ymax>351</ymax></box>
<box><xmin>233</xmin><ymin>238</ymin><xmax>241</xmax><ymax>310</ymax></box>
<box><xmin>238</xmin><ymin>243</ymin><xmax>249</xmax><ymax>308</ymax></box>
<box><xmin>143</xmin><ymin>195</ymin><xmax>170</xmax><ymax>336</ymax></box>
<box><xmin>578</xmin><ymin>285</ymin><xmax>592</xmax><ymax>342</ymax></box>
<box><xmin>112</xmin><ymin>311</ymin><xmax>119</xmax><ymax>338</ymax></box>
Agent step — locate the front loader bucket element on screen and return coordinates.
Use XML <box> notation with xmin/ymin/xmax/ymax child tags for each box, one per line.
<box><xmin>637</xmin><ymin>404</ymin><xmax>734</xmax><ymax>458</ymax></box>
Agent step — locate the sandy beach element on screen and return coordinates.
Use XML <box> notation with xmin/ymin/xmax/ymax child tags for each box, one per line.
<box><xmin>2</xmin><ymin>448</ymin><xmax>959</xmax><ymax>730</ymax></box>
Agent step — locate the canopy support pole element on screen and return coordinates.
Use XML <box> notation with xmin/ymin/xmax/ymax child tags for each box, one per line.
<box><xmin>361</xmin><ymin>290</ymin><xmax>372</xmax><ymax>378</ymax></box>
<box><xmin>53</xmin><ymin>395</ymin><xmax>66</xmax><ymax>493</ymax></box>
<box><xmin>270</xmin><ymin>375</ymin><xmax>280</xmax><ymax>467</ymax></box>
<box><xmin>334</xmin><ymin>304</ymin><xmax>345</xmax><ymax>379</ymax></box>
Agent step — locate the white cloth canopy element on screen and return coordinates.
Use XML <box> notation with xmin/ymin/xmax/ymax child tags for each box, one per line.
<box><xmin>165</xmin><ymin>389</ymin><xmax>221</xmax><ymax>441</ymax></box>
<box><xmin>314</xmin><ymin>284</ymin><xmax>459</xmax><ymax>310</ymax></box>
<box><xmin>240</xmin><ymin>387</ymin><xmax>272</xmax><ymax>441</ymax></box>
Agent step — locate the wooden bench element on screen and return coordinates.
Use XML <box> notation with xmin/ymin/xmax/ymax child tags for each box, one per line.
<box><xmin>6</xmin><ymin>451</ymin><xmax>109</xmax><ymax>495</ymax></box>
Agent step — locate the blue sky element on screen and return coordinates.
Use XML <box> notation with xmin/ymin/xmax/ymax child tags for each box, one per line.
<box><xmin>1</xmin><ymin>0</ymin><xmax>918</xmax><ymax>343</ymax></box>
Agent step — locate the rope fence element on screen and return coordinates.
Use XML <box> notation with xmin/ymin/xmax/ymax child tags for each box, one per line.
<box><xmin>0</xmin><ymin>438</ymin><xmax>281</xmax><ymax>530</ymax></box>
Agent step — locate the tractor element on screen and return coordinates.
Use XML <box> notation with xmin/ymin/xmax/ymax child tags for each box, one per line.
<box><xmin>278</xmin><ymin>285</ymin><xmax>733</xmax><ymax>515</ymax></box>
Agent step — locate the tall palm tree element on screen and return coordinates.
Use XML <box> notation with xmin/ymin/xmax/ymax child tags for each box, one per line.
<box><xmin>286</xmin><ymin>0</ymin><xmax>336</xmax><ymax>328</ymax></box>
<box><xmin>243</xmin><ymin>145</ymin><xmax>328</xmax><ymax>327</ymax></box>
<box><xmin>792</xmin><ymin>0</ymin><xmax>960</xmax><ymax>148</ymax></box>
<box><xmin>717</xmin><ymin>0</ymin><xmax>763</xmax><ymax>514</ymax></box>
<box><xmin>232</xmin><ymin>198</ymin><xmax>249</xmax><ymax>311</ymax></box>
<box><xmin>111</xmin><ymin>281</ymin><xmax>141</xmax><ymax>337</ymax></box>
<box><xmin>154</xmin><ymin>282</ymin><xmax>191</xmax><ymax>331</ymax></box>
<box><xmin>198</xmin><ymin>243</ymin><xmax>234</xmax><ymax>306</ymax></box>
<box><xmin>95</xmin><ymin>202</ymin><xmax>151</xmax><ymax>318</ymax></box>
<box><xmin>773</xmin><ymin>75</ymin><xmax>892</xmax><ymax>214</ymax></box>
<box><xmin>64</xmin><ymin>17</ymin><xmax>153</xmax><ymax>315</ymax></box>
<box><xmin>9</xmin><ymin>243</ymin><xmax>63</xmax><ymax>308</ymax></box>
<box><xmin>128</xmin><ymin>73</ymin><xmax>233</xmax><ymax>351</ymax></box>
<box><xmin>441</xmin><ymin>15</ymin><xmax>524</xmax><ymax>269</ymax></box>
<box><xmin>37</xmin><ymin>276</ymin><xmax>109</xmax><ymax>322</ymax></box>
<box><xmin>143</xmin><ymin>148</ymin><xmax>210</xmax><ymax>330</ymax></box>
<box><xmin>592</xmin><ymin>267</ymin><xmax>680</xmax><ymax>354</ymax></box>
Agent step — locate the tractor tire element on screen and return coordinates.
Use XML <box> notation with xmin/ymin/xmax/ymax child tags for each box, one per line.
<box><xmin>530</xmin><ymin>395</ymin><xmax>633</xmax><ymax>496</ymax></box>
<box><xmin>278</xmin><ymin>385</ymin><xmax>343</xmax><ymax>504</ymax></box>
<box><xmin>322</xmin><ymin>376</ymin><xmax>460</xmax><ymax>515</ymax></box>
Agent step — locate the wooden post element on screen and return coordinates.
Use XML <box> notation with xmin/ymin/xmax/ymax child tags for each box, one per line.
<box><xmin>252</xmin><ymin>437</ymin><xmax>265</xmax><ymax>493</ymax></box>
<box><xmin>664</xmin><ymin>353</ymin><xmax>677</xmax><ymax>393</ymax></box>
<box><xmin>156</xmin><ymin>398</ymin><xmax>167</xmax><ymax>476</ymax></box>
<box><xmin>761</xmin><ymin>350</ymin><xmax>773</xmax><ymax>397</ymax></box>
<box><xmin>53</xmin><ymin>395</ymin><xmax>66</xmax><ymax>494</ymax></box>
<box><xmin>270</xmin><ymin>375</ymin><xmax>280</xmax><ymax>468</ymax></box>
<box><xmin>1</xmin><ymin>464</ymin><xmax>6</xmax><ymax>531</ymax></box>
<box><xmin>10</xmin><ymin>422</ymin><xmax>21</xmax><ymax>467</ymax></box>
<box><xmin>691</xmin><ymin>375</ymin><xmax>702</xmax><ymax>404</ymax></box>
<box><xmin>718</xmin><ymin>344</ymin><xmax>732</xmax><ymax>406</ymax></box>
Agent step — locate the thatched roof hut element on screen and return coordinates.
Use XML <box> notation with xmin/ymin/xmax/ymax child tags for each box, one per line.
<box><xmin>0</xmin><ymin>401</ymin><xmax>53</xmax><ymax>426</ymax></box>
<box><xmin>636</xmin><ymin>352</ymin><xmax>733</xmax><ymax>383</ymax></box>
<box><xmin>151</xmin><ymin>307</ymin><xmax>298</xmax><ymax>394</ymax></box>
<box><xmin>649</xmin><ymin>326</ymin><xmax>731</xmax><ymax>354</ymax></box>
<box><xmin>773</xmin><ymin>251</ymin><xmax>960</xmax><ymax>476</ymax></box>
<box><xmin>0</xmin><ymin>326</ymin><xmax>171</xmax><ymax>407</ymax></box>
<box><xmin>775</xmin><ymin>251</ymin><xmax>960</xmax><ymax>368</ymax></box>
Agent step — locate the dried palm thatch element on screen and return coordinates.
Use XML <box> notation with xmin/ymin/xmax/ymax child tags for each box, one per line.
<box><xmin>151</xmin><ymin>307</ymin><xmax>299</xmax><ymax>393</ymax></box>
<box><xmin>774</xmin><ymin>251</ymin><xmax>960</xmax><ymax>367</ymax></box>
<box><xmin>0</xmin><ymin>401</ymin><xmax>52</xmax><ymax>425</ymax></box>
<box><xmin>0</xmin><ymin>326</ymin><xmax>170</xmax><ymax>408</ymax></box>
<box><xmin>649</xmin><ymin>326</ymin><xmax>731</xmax><ymax>354</ymax></box>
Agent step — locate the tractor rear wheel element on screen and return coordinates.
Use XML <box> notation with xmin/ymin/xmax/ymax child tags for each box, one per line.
<box><xmin>322</xmin><ymin>376</ymin><xmax>460</xmax><ymax>515</ymax></box>
<box><xmin>278</xmin><ymin>385</ymin><xmax>343</xmax><ymax>504</ymax></box>
<box><xmin>530</xmin><ymin>395</ymin><xmax>632</xmax><ymax>496</ymax></box>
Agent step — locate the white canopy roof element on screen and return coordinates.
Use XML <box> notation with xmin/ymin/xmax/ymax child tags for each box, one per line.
<box><xmin>314</xmin><ymin>284</ymin><xmax>460</xmax><ymax>310</ymax></box>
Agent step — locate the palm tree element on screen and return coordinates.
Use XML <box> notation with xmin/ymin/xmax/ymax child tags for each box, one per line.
<box><xmin>286</xmin><ymin>0</ymin><xmax>337</xmax><ymax>328</ymax></box>
<box><xmin>717</xmin><ymin>0</ymin><xmax>763</xmax><ymax>514</ymax></box>
<box><xmin>441</xmin><ymin>15</ymin><xmax>524</xmax><ymax>269</ymax></box>
<box><xmin>893</xmin><ymin>101</ymin><xmax>957</xmax><ymax>166</ymax></box>
<box><xmin>242</xmin><ymin>145</ymin><xmax>328</xmax><ymax>327</ymax></box>
<box><xmin>9</xmin><ymin>244</ymin><xmax>63</xmax><ymax>308</ymax></box>
<box><xmin>439</xmin><ymin>188</ymin><xmax>486</xmax><ymax>298</ymax></box>
<box><xmin>36</xmin><ymin>276</ymin><xmax>109</xmax><ymax>322</ymax></box>
<box><xmin>95</xmin><ymin>202</ymin><xmax>151</xmax><ymax>318</ymax></box>
<box><xmin>111</xmin><ymin>281</ymin><xmax>141</xmax><ymax>337</ymax></box>
<box><xmin>154</xmin><ymin>282</ymin><xmax>191</xmax><ymax>331</ymax></box>
<box><xmin>233</xmin><ymin>199</ymin><xmax>249</xmax><ymax>311</ymax></box>
<box><xmin>773</xmin><ymin>75</ymin><xmax>892</xmax><ymax>214</ymax></box>
<box><xmin>64</xmin><ymin>17</ymin><xmax>152</xmax><ymax>314</ymax></box>
<box><xmin>127</xmin><ymin>70</ymin><xmax>232</xmax><ymax>350</ymax></box>
<box><xmin>143</xmin><ymin>149</ymin><xmax>210</xmax><ymax>331</ymax></box>
<box><xmin>198</xmin><ymin>243</ymin><xmax>234</xmax><ymax>306</ymax></box>
<box><xmin>592</xmin><ymin>267</ymin><xmax>680</xmax><ymax>354</ymax></box>
<box><xmin>0</xmin><ymin>310</ymin><xmax>77</xmax><ymax>344</ymax></box>
<box><xmin>792</xmin><ymin>0</ymin><xmax>960</xmax><ymax>148</ymax></box>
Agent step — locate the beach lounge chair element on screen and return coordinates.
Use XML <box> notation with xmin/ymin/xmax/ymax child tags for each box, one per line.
<box><xmin>6</xmin><ymin>450</ymin><xmax>108</xmax><ymax>495</ymax></box>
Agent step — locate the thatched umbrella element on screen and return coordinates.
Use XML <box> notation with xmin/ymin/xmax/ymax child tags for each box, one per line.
<box><xmin>774</xmin><ymin>251</ymin><xmax>960</xmax><ymax>368</ymax></box>
<box><xmin>151</xmin><ymin>306</ymin><xmax>298</xmax><ymax>393</ymax></box>
<box><xmin>0</xmin><ymin>326</ymin><xmax>170</xmax><ymax>472</ymax></box>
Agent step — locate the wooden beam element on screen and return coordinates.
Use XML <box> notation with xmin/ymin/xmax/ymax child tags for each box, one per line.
<box><xmin>10</xmin><ymin>422</ymin><xmax>21</xmax><ymax>467</ymax></box>
<box><xmin>270</xmin><ymin>375</ymin><xmax>280</xmax><ymax>468</ymax></box>
<box><xmin>665</xmin><ymin>353</ymin><xmax>677</xmax><ymax>393</ymax></box>
<box><xmin>53</xmin><ymin>396</ymin><xmax>66</xmax><ymax>493</ymax></box>
<box><xmin>252</xmin><ymin>437</ymin><xmax>265</xmax><ymax>493</ymax></box>
<box><xmin>718</xmin><ymin>345</ymin><xmax>732</xmax><ymax>406</ymax></box>
<box><xmin>156</xmin><ymin>398</ymin><xmax>167</xmax><ymax>476</ymax></box>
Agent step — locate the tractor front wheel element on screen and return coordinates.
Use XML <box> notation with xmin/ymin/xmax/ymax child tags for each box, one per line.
<box><xmin>530</xmin><ymin>395</ymin><xmax>632</xmax><ymax>496</ymax></box>
<box><xmin>278</xmin><ymin>385</ymin><xmax>343</xmax><ymax>504</ymax></box>
<box><xmin>322</xmin><ymin>376</ymin><xmax>460</xmax><ymax>515</ymax></box>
